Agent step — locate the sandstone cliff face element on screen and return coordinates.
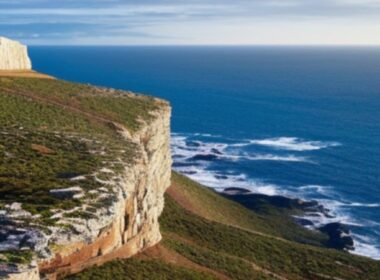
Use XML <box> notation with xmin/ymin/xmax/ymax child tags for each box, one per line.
<box><xmin>5</xmin><ymin>104</ymin><xmax>172</xmax><ymax>279</ymax></box>
<box><xmin>0</xmin><ymin>37</ymin><xmax>32</xmax><ymax>70</ymax></box>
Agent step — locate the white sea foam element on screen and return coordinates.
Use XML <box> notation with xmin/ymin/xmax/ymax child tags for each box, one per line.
<box><xmin>298</xmin><ymin>185</ymin><xmax>334</xmax><ymax>197</ymax></box>
<box><xmin>171</xmin><ymin>134</ymin><xmax>311</xmax><ymax>163</ymax></box>
<box><xmin>351</xmin><ymin>236</ymin><xmax>380</xmax><ymax>260</ymax></box>
<box><xmin>170</xmin><ymin>132</ymin><xmax>380</xmax><ymax>260</ymax></box>
<box><xmin>343</xmin><ymin>202</ymin><xmax>380</xmax><ymax>208</ymax></box>
<box><xmin>249</xmin><ymin>137</ymin><xmax>341</xmax><ymax>151</ymax></box>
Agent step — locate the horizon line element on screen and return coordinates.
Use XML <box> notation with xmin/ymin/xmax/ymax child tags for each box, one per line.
<box><xmin>28</xmin><ymin>44</ymin><xmax>380</xmax><ymax>48</ymax></box>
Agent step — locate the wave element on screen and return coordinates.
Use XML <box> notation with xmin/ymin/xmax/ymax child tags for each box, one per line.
<box><xmin>171</xmin><ymin>134</ymin><xmax>311</xmax><ymax>163</ymax></box>
<box><xmin>342</xmin><ymin>202</ymin><xmax>380</xmax><ymax>208</ymax></box>
<box><xmin>249</xmin><ymin>137</ymin><xmax>341</xmax><ymax>151</ymax></box>
<box><xmin>170</xmin><ymin>132</ymin><xmax>380</xmax><ymax>260</ymax></box>
<box><xmin>173</xmin><ymin>164</ymin><xmax>280</xmax><ymax>196</ymax></box>
<box><xmin>351</xmin><ymin>235</ymin><xmax>380</xmax><ymax>260</ymax></box>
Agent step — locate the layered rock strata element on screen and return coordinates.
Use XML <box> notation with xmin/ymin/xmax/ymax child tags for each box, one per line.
<box><xmin>4</xmin><ymin>104</ymin><xmax>172</xmax><ymax>279</ymax></box>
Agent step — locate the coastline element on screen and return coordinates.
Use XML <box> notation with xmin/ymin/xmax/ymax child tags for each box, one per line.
<box><xmin>171</xmin><ymin>131</ymin><xmax>380</xmax><ymax>260</ymax></box>
<box><xmin>221</xmin><ymin>187</ymin><xmax>355</xmax><ymax>251</ymax></box>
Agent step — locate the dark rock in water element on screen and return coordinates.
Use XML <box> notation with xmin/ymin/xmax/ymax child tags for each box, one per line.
<box><xmin>183</xmin><ymin>171</ymin><xmax>197</xmax><ymax>175</ymax></box>
<box><xmin>190</xmin><ymin>154</ymin><xmax>218</xmax><ymax>161</ymax></box>
<box><xmin>173</xmin><ymin>154</ymin><xmax>186</xmax><ymax>159</ymax></box>
<box><xmin>221</xmin><ymin>185</ymin><xmax>354</xmax><ymax>252</ymax></box>
<box><xmin>211</xmin><ymin>148</ymin><xmax>223</xmax><ymax>155</ymax></box>
<box><xmin>293</xmin><ymin>217</ymin><xmax>314</xmax><ymax>226</ymax></box>
<box><xmin>186</xmin><ymin>141</ymin><xmax>201</xmax><ymax>147</ymax></box>
<box><xmin>223</xmin><ymin>187</ymin><xmax>252</xmax><ymax>195</ymax></box>
<box><xmin>173</xmin><ymin>162</ymin><xmax>198</xmax><ymax>167</ymax></box>
<box><xmin>0</xmin><ymin>231</ymin><xmax>7</xmax><ymax>242</ymax></box>
<box><xmin>215</xmin><ymin>174</ymin><xmax>229</xmax><ymax>180</ymax></box>
<box><xmin>319</xmin><ymin>223</ymin><xmax>354</xmax><ymax>251</ymax></box>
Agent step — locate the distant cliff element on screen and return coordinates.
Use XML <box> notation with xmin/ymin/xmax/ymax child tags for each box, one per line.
<box><xmin>0</xmin><ymin>37</ymin><xmax>32</xmax><ymax>70</ymax></box>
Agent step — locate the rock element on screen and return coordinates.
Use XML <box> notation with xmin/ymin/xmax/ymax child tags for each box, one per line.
<box><xmin>9</xmin><ymin>203</ymin><xmax>22</xmax><ymax>211</ymax></box>
<box><xmin>186</xmin><ymin>141</ymin><xmax>201</xmax><ymax>147</ymax></box>
<box><xmin>0</xmin><ymin>84</ymin><xmax>172</xmax><ymax>280</ymax></box>
<box><xmin>215</xmin><ymin>174</ymin><xmax>228</xmax><ymax>180</ymax></box>
<box><xmin>293</xmin><ymin>217</ymin><xmax>314</xmax><ymax>226</ymax></box>
<box><xmin>319</xmin><ymin>223</ymin><xmax>354</xmax><ymax>250</ymax></box>
<box><xmin>211</xmin><ymin>148</ymin><xmax>223</xmax><ymax>155</ymax></box>
<box><xmin>49</xmin><ymin>186</ymin><xmax>84</xmax><ymax>200</ymax></box>
<box><xmin>0</xmin><ymin>37</ymin><xmax>32</xmax><ymax>70</ymax></box>
<box><xmin>223</xmin><ymin>187</ymin><xmax>252</xmax><ymax>195</ymax></box>
<box><xmin>190</xmin><ymin>154</ymin><xmax>218</xmax><ymax>161</ymax></box>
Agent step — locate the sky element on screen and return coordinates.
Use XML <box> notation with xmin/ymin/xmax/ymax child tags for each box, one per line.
<box><xmin>1</xmin><ymin>0</ymin><xmax>380</xmax><ymax>45</ymax></box>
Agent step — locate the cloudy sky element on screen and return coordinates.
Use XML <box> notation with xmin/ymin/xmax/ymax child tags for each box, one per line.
<box><xmin>1</xmin><ymin>0</ymin><xmax>380</xmax><ymax>45</ymax></box>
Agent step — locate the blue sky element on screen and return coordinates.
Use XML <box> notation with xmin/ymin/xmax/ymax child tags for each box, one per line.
<box><xmin>1</xmin><ymin>0</ymin><xmax>380</xmax><ymax>45</ymax></box>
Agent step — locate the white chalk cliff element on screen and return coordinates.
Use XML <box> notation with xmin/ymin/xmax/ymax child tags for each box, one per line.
<box><xmin>4</xmin><ymin>105</ymin><xmax>172</xmax><ymax>280</ymax></box>
<box><xmin>0</xmin><ymin>37</ymin><xmax>32</xmax><ymax>70</ymax></box>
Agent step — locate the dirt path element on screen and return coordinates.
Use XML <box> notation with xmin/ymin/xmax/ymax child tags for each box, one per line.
<box><xmin>0</xmin><ymin>70</ymin><xmax>54</xmax><ymax>79</ymax></box>
<box><xmin>137</xmin><ymin>244</ymin><xmax>231</xmax><ymax>280</ymax></box>
<box><xmin>0</xmin><ymin>86</ymin><xmax>128</xmax><ymax>134</ymax></box>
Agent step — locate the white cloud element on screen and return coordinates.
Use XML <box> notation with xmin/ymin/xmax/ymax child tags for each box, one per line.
<box><xmin>1</xmin><ymin>1</ymin><xmax>380</xmax><ymax>45</ymax></box>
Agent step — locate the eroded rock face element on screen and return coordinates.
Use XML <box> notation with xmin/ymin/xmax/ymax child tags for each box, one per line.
<box><xmin>39</xmin><ymin>105</ymin><xmax>172</xmax><ymax>279</ymax></box>
<box><xmin>0</xmin><ymin>37</ymin><xmax>32</xmax><ymax>70</ymax></box>
<box><xmin>4</xmin><ymin>104</ymin><xmax>172</xmax><ymax>279</ymax></box>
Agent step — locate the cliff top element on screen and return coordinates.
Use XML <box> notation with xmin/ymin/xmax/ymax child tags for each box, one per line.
<box><xmin>0</xmin><ymin>77</ymin><xmax>170</xmax><ymax>270</ymax></box>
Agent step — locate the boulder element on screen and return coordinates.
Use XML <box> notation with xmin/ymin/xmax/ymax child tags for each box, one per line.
<box><xmin>49</xmin><ymin>186</ymin><xmax>84</xmax><ymax>200</ymax></box>
<box><xmin>319</xmin><ymin>222</ymin><xmax>354</xmax><ymax>250</ymax></box>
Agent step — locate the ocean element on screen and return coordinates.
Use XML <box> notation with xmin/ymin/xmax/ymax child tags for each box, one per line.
<box><xmin>29</xmin><ymin>46</ymin><xmax>380</xmax><ymax>259</ymax></box>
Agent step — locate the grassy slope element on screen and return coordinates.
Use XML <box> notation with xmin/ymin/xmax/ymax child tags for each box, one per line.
<box><xmin>71</xmin><ymin>172</ymin><xmax>380</xmax><ymax>280</ymax></box>
<box><xmin>2</xmin><ymin>77</ymin><xmax>379</xmax><ymax>279</ymax></box>
<box><xmin>0</xmin><ymin>77</ymin><xmax>163</xmax><ymax>264</ymax></box>
<box><xmin>168</xmin><ymin>172</ymin><xmax>328</xmax><ymax>246</ymax></box>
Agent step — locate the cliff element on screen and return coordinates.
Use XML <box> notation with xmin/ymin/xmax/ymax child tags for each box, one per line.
<box><xmin>0</xmin><ymin>37</ymin><xmax>32</xmax><ymax>70</ymax></box>
<box><xmin>0</xmin><ymin>77</ymin><xmax>171</xmax><ymax>279</ymax></box>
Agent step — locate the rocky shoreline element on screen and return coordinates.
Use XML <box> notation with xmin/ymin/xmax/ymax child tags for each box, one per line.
<box><xmin>222</xmin><ymin>187</ymin><xmax>354</xmax><ymax>251</ymax></box>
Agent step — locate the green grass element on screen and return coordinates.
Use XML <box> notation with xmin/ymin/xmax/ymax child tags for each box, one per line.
<box><xmin>171</xmin><ymin>172</ymin><xmax>327</xmax><ymax>246</ymax></box>
<box><xmin>0</xmin><ymin>127</ymin><xmax>137</xmax><ymax>226</ymax></box>
<box><xmin>0</xmin><ymin>77</ymin><xmax>163</xmax><ymax>252</ymax></box>
<box><xmin>65</xmin><ymin>258</ymin><xmax>218</xmax><ymax>280</ymax></box>
<box><xmin>2</xmin><ymin>77</ymin><xmax>379</xmax><ymax>279</ymax></box>
<box><xmin>0</xmin><ymin>77</ymin><xmax>163</xmax><ymax>132</ymax></box>
<box><xmin>71</xmin><ymin>173</ymin><xmax>380</xmax><ymax>280</ymax></box>
<box><xmin>0</xmin><ymin>250</ymin><xmax>33</xmax><ymax>265</ymax></box>
<box><xmin>163</xmin><ymin>238</ymin><xmax>272</xmax><ymax>280</ymax></box>
<box><xmin>159</xmin><ymin>190</ymin><xmax>380</xmax><ymax>280</ymax></box>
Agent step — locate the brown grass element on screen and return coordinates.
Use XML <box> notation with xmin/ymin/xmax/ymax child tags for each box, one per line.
<box><xmin>31</xmin><ymin>143</ymin><xmax>56</xmax><ymax>155</ymax></box>
<box><xmin>0</xmin><ymin>70</ymin><xmax>54</xmax><ymax>79</ymax></box>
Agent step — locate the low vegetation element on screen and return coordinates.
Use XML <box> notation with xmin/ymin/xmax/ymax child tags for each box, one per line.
<box><xmin>0</xmin><ymin>77</ymin><xmax>161</xmax><ymax>132</ymax></box>
<box><xmin>70</xmin><ymin>172</ymin><xmax>380</xmax><ymax>280</ymax></box>
<box><xmin>0</xmin><ymin>76</ymin><xmax>163</xmax><ymax>266</ymax></box>
<box><xmin>1</xmin><ymin>76</ymin><xmax>379</xmax><ymax>279</ymax></box>
<box><xmin>65</xmin><ymin>258</ymin><xmax>218</xmax><ymax>280</ymax></box>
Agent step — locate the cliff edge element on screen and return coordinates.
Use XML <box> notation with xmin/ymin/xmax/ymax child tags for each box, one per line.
<box><xmin>0</xmin><ymin>77</ymin><xmax>171</xmax><ymax>279</ymax></box>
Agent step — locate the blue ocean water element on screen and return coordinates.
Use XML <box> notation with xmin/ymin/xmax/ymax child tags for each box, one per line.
<box><xmin>30</xmin><ymin>46</ymin><xmax>380</xmax><ymax>259</ymax></box>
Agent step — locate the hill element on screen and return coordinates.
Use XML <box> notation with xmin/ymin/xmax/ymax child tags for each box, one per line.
<box><xmin>0</xmin><ymin>76</ymin><xmax>172</xmax><ymax>279</ymax></box>
<box><xmin>69</xmin><ymin>172</ymin><xmax>380</xmax><ymax>280</ymax></box>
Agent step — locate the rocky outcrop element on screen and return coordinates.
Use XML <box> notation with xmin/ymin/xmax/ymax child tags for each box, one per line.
<box><xmin>4</xmin><ymin>104</ymin><xmax>172</xmax><ymax>279</ymax></box>
<box><xmin>0</xmin><ymin>37</ymin><xmax>32</xmax><ymax>70</ymax></box>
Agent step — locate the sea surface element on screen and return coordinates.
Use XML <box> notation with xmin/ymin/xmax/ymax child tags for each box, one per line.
<box><xmin>30</xmin><ymin>46</ymin><xmax>380</xmax><ymax>259</ymax></box>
